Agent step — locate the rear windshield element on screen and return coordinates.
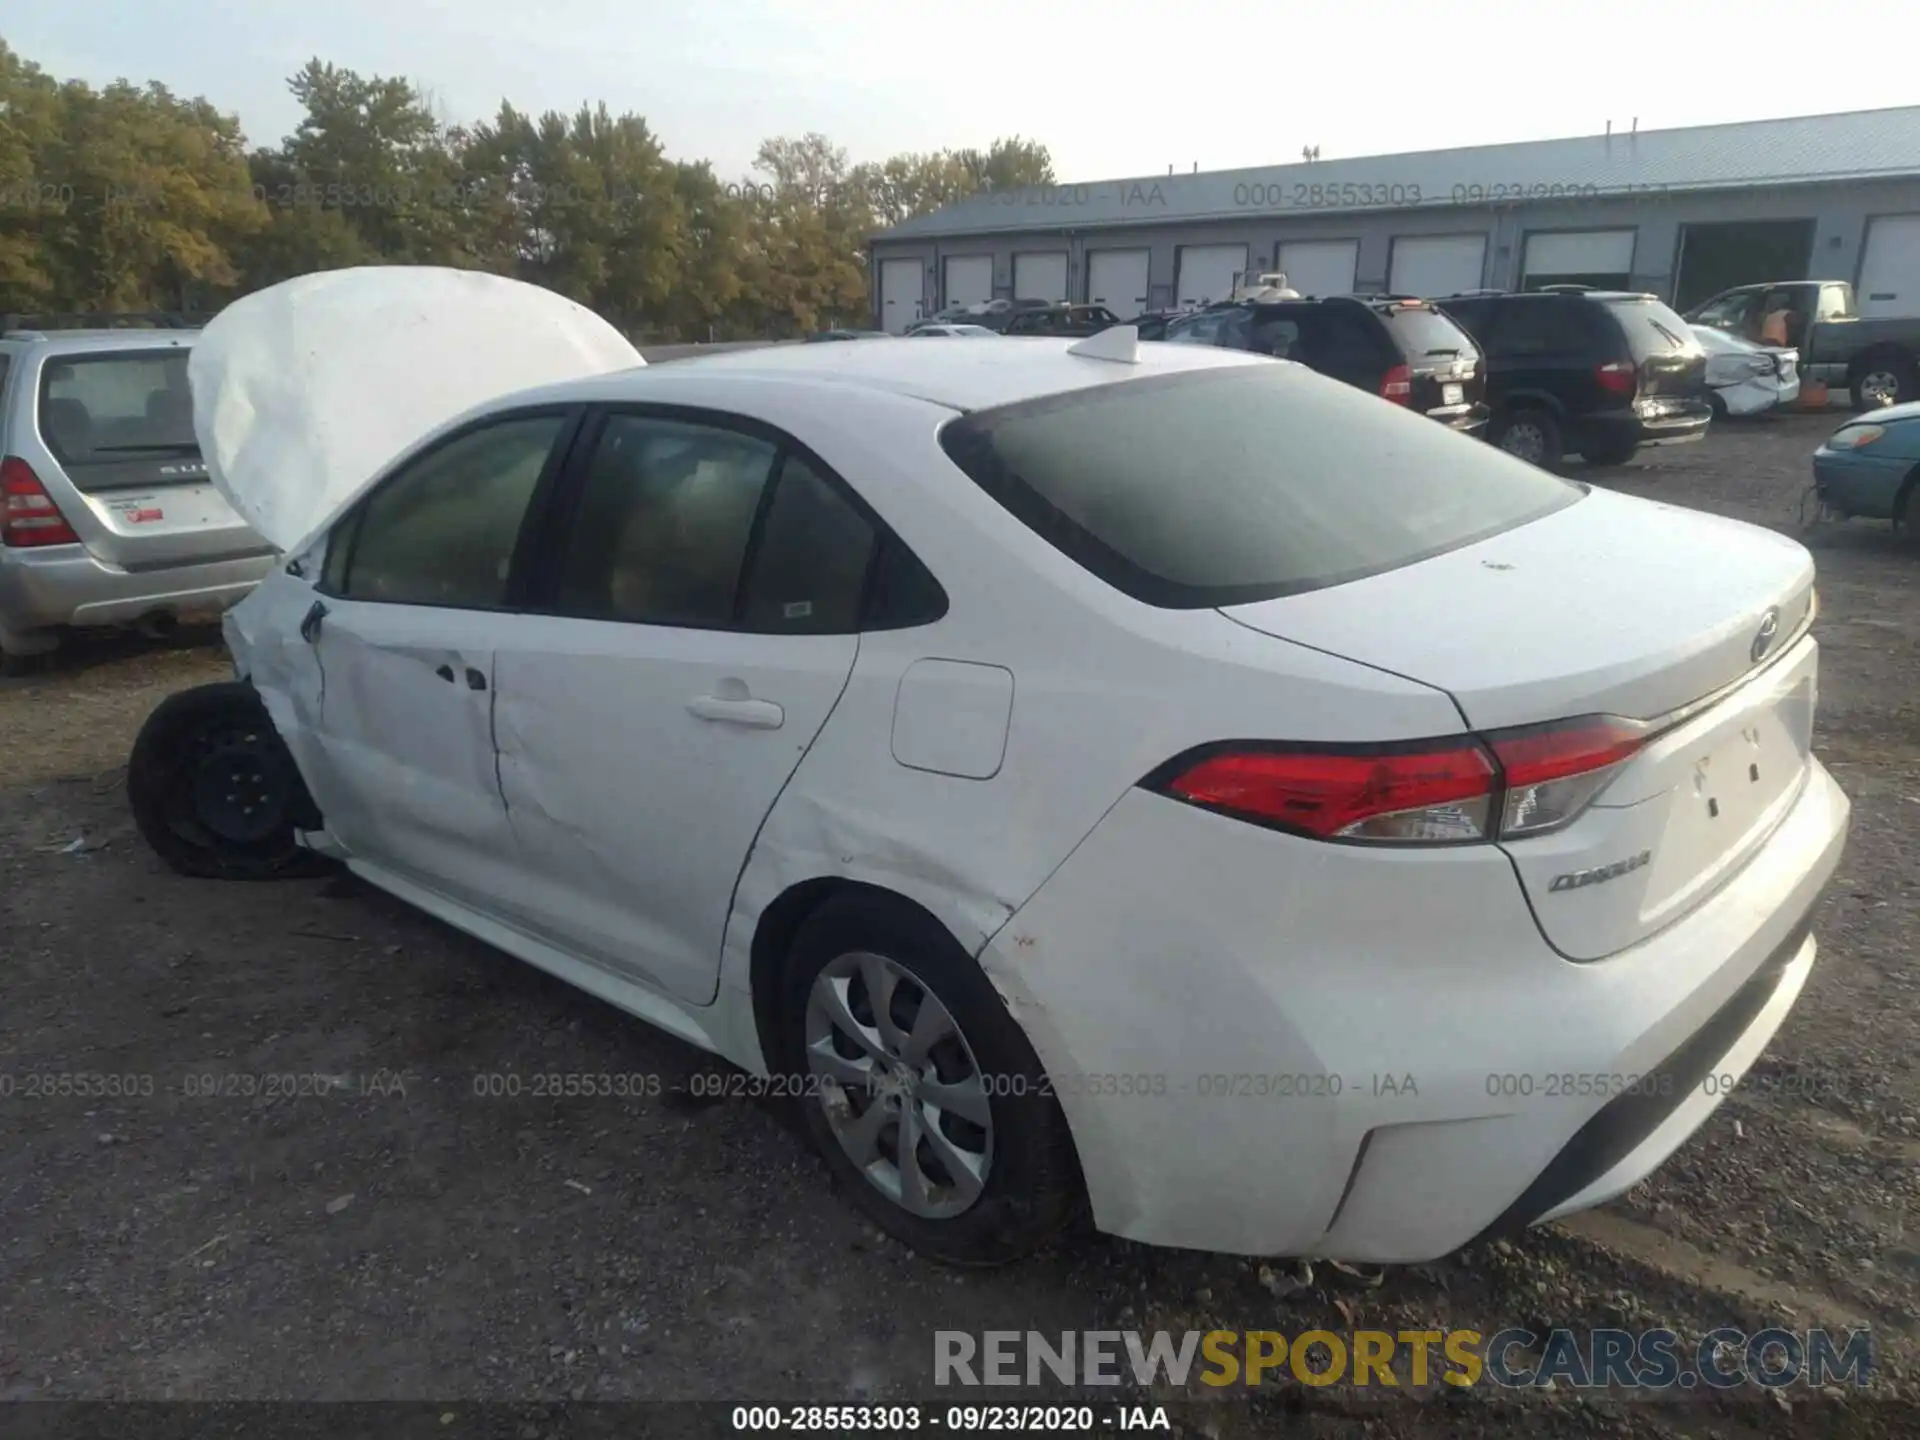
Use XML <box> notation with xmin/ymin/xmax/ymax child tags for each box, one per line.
<box><xmin>38</xmin><ymin>350</ymin><xmax>198</xmax><ymax>480</ymax></box>
<box><xmin>1601</xmin><ymin>298</ymin><xmax>1700</xmax><ymax>360</ymax></box>
<box><xmin>1379</xmin><ymin>305</ymin><xmax>1478</xmax><ymax>359</ymax></box>
<box><xmin>938</xmin><ymin>365</ymin><xmax>1580</xmax><ymax>607</ymax></box>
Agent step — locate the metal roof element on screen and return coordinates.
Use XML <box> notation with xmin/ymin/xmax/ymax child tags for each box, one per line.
<box><xmin>874</xmin><ymin>105</ymin><xmax>1920</xmax><ymax>241</ymax></box>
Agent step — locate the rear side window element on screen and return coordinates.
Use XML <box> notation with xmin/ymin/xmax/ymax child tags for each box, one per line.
<box><xmin>740</xmin><ymin>455</ymin><xmax>876</xmax><ymax>634</ymax></box>
<box><xmin>1303</xmin><ymin>308</ymin><xmax>1385</xmax><ymax>370</ymax></box>
<box><xmin>1490</xmin><ymin>299</ymin><xmax>1592</xmax><ymax>356</ymax></box>
<box><xmin>38</xmin><ymin>349</ymin><xmax>198</xmax><ymax>489</ymax></box>
<box><xmin>1602</xmin><ymin>298</ymin><xmax>1700</xmax><ymax>361</ymax></box>
<box><xmin>939</xmin><ymin>366</ymin><xmax>1580</xmax><ymax>608</ymax></box>
<box><xmin>1818</xmin><ymin>285</ymin><xmax>1854</xmax><ymax>321</ymax></box>
<box><xmin>1380</xmin><ymin>305</ymin><xmax>1477</xmax><ymax>360</ymax></box>
<box><xmin>555</xmin><ymin>415</ymin><xmax>776</xmax><ymax>628</ymax></box>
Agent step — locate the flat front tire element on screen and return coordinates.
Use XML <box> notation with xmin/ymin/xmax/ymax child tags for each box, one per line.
<box><xmin>128</xmin><ymin>681</ymin><xmax>330</xmax><ymax>881</ymax></box>
<box><xmin>780</xmin><ymin>893</ymin><xmax>1084</xmax><ymax>1265</ymax></box>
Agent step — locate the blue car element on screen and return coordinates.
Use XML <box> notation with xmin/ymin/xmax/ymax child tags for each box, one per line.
<box><xmin>1810</xmin><ymin>401</ymin><xmax>1920</xmax><ymax>540</ymax></box>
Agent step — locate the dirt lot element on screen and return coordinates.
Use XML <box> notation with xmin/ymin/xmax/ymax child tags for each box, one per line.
<box><xmin>1</xmin><ymin>411</ymin><xmax>1916</xmax><ymax>1435</ymax></box>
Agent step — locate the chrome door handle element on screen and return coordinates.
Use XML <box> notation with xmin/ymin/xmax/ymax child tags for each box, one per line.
<box><xmin>686</xmin><ymin>695</ymin><xmax>784</xmax><ymax>729</ymax></box>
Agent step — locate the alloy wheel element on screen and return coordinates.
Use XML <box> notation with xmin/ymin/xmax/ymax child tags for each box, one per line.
<box><xmin>1860</xmin><ymin>368</ymin><xmax>1902</xmax><ymax>409</ymax></box>
<box><xmin>804</xmin><ymin>950</ymin><xmax>993</xmax><ymax>1219</ymax></box>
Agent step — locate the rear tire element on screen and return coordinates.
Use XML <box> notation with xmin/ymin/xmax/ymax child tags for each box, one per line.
<box><xmin>1897</xmin><ymin>473</ymin><xmax>1920</xmax><ymax>551</ymax></box>
<box><xmin>1852</xmin><ymin>359</ymin><xmax>1916</xmax><ymax>413</ymax></box>
<box><xmin>0</xmin><ymin>647</ymin><xmax>46</xmax><ymax>679</ymax></box>
<box><xmin>1581</xmin><ymin>433</ymin><xmax>1640</xmax><ymax>467</ymax></box>
<box><xmin>779</xmin><ymin>893</ymin><xmax>1084</xmax><ymax>1265</ymax></box>
<box><xmin>1492</xmin><ymin>409</ymin><xmax>1564</xmax><ymax>468</ymax></box>
<box><xmin>128</xmin><ymin>681</ymin><xmax>330</xmax><ymax>881</ymax></box>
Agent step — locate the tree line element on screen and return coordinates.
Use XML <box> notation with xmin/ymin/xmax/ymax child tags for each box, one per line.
<box><xmin>0</xmin><ymin>41</ymin><xmax>1055</xmax><ymax>339</ymax></box>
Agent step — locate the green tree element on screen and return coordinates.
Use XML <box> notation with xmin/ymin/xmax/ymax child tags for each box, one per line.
<box><xmin>0</xmin><ymin>40</ymin><xmax>63</xmax><ymax>309</ymax></box>
<box><xmin>32</xmin><ymin>76</ymin><xmax>260</xmax><ymax>310</ymax></box>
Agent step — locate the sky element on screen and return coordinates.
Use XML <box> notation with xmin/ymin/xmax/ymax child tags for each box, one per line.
<box><xmin>6</xmin><ymin>0</ymin><xmax>1918</xmax><ymax>185</ymax></box>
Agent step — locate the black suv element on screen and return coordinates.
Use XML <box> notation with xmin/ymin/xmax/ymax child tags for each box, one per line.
<box><xmin>1002</xmin><ymin>304</ymin><xmax>1121</xmax><ymax>337</ymax></box>
<box><xmin>1162</xmin><ymin>295</ymin><xmax>1488</xmax><ymax>433</ymax></box>
<box><xmin>1435</xmin><ymin>289</ymin><xmax>1711</xmax><ymax>466</ymax></box>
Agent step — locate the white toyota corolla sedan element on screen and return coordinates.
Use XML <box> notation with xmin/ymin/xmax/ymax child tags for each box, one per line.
<box><xmin>131</xmin><ymin>269</ymin><xmax>1849</xmax><ymax>1266</ymax></box>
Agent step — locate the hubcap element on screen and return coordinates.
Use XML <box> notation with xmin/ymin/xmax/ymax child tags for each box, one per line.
<box><xmin>804</xmin><ymin>952</ymin><xmax>993</xmax><ymax>1219</ymax></box>
<box><xmin>1861</xmin><ymin>369</ymin><xmax>1901</xmax><ymax>408</ymax></box>
<box><xmin>1501</xmin><ymin>422</ymin><xmax>1546</xmax><ymax>463</ymax></box>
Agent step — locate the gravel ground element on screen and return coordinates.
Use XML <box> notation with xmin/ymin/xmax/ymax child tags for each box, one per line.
<box><xmin>1</xmin><ymin>411</ymin><xmax>1915</xmax><ymax>1436</ymax></box>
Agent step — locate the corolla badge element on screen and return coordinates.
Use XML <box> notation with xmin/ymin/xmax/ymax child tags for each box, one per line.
<box><xmin>1548</xmin><ymin>850</ymin><xmax>1652</xmax><ymax>893</ymax></box>
<box><xmin>1751</xmin><ymin>607</ymin><xmax>1780</xmax><ymax>664</ymax></box>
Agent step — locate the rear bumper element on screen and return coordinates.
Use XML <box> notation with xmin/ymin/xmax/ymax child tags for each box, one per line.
<box><xmin>982</xmin><ymin>758</ymin><xmax>1848</xmax><ymax>1260</ymax></box>
<box><xmin>1579</xmin><ymin>406</ymin><xmax>1712</xmax><ymax>453</ymax></box>
<box><xmin>0</xmin><ymin>543</ymin><xmax>274</xmax><ymax>643</ymax></box>
<box><xmin>1428</xmin><ymin>402</ymin><xmax>1489</xmax><ymax>435</ymax></box>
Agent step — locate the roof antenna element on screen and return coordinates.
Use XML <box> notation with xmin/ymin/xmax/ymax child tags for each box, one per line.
<box><xmin>1631</xmin><ymin>116</ymin><xmax>1638</xmax><ymax>135</ymax></box>
<box><xmin>1068</xmin><ymin>324</ymin><xmax>1141</xmax><ymax>365</ymax></box>
<box><xmin>1605</xmin><ymin>119</ymin><xmax>1612</xmax><ymax>138</ymax></box>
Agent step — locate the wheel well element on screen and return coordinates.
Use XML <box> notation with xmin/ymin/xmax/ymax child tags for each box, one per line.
<box><xmin>1849</xmin><ymin>345</ymin><xmax>1917</xmax><ymax>381</ymax></box>
<box><xmin>1894</xmin><ymin>463</ymin><xmax>1920</xmax><ymax>526</ymax></box>
<box><xmin>746</xmin><ymin>877</ymin><xmax>965</xmax><ymax>1077</ymax></box>
<box><xmin>1496</xmin><ymin>394</ymin><xmax>1564</xmax><ymax>424</ymax></box>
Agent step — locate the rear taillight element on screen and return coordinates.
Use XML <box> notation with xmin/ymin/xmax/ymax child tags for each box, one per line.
<box><xmin>1148</xmin><ymin>715</ymin><xmax>1649</xmax><ymax>846</ymax></box>
<box><xmin>1</xmin><ymin>457</ymin><xmax>81</xmax><ymax>547</ymax></box>
<box><xmin>1595</xmin><ymin>360</ymin><xmax>1636</xmax><ymax>396</ymax></box>
<box><xmin>1484</xmin><ymin>716</ymin><xmax>1649</xmax><ymax>838</ymax></box>
<box><xmin>1381</xmin><ymin>364</ymin><xmax>1412</xmax><ymax>404</ymax></box>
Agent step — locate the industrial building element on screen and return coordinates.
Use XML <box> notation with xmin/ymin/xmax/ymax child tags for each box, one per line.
<box><xmin>866</xmin><ymin>107</ymin><xmax>1920</xmax><ymax>333</ymax></box>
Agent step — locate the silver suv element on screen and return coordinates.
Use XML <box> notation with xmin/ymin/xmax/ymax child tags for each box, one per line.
<box><xmin>0</xmin><ymin>323</ymin><xmax>274</xmax><ymax>673</ymax></box>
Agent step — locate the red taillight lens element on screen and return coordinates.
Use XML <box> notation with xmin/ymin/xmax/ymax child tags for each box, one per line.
<box><xmin>1485</xmin><ymin>715</ymin><xmax>1648</xmax><ymax>837</ymax></box>
<box><xmin>1595</xmin><ymin>360</ymin><xmax>1636</xmax><ymax>396</ymax></box>
<box><xmin>1381</xmin><ymin>364</ymin><xmax>1413</xmax><ymax>404</ymax></box>
<box><xmin>2</xmin><ymin>457</ymin><xmax>82</xmax><ymax>547</ymax></box>
<box><xmin>1151</xmin><ymin>715</ymin><xmax>1649</xmax><ymax>846</ymax></box>
<box><xmin>1158</xmin><ymin>742</ymin><xmax>1497</xmax><ymax>843</ymax></box>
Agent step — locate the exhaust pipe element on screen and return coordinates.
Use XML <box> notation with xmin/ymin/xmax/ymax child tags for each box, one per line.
<box><xmin>134</xmin><ymin>611</ymin><xmax>179</xmax><ymax>641</ymax></box>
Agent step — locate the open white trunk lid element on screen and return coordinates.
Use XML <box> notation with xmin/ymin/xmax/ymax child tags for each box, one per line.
<box><xmin>189</xmin><ymin>266</ymin><xmax>644</xmax><ymax>553</ymax></box>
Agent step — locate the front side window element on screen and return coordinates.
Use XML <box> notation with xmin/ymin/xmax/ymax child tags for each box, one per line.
<box><xmin>555</xmin><ymin>415</ymin><xmax>776</xmax><ymax>627</ymax></box>
<box><xmin>337</xmin><ymin>414</ymin><xmax>565</xmax><ymax>607</ymax></box>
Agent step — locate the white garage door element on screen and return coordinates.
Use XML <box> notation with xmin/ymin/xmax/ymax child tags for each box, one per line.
<box><xmin>1087</xmin><ymin>249</ymin><xmax>1151</xmax><ymax>317</ymax></box>
<box><xmin>1858</xmin><ymin>215</ymin><xmax>1920</xmax><ymax>318</ymax></box>
<box><xmin>1523</xmin><ymin>230</ymin><xmax>1637</xmax><ymax>286</ymax></box>
<box><xmin>943</xmin><ymin>255</ymin><xmax>993</xmax><ymax>311</ymax></box>
<box><xmin>1389</xmin><ymin>234</ymin><xmax>1487</xmax><ymax>298</ymax></box>
<box><xmin>1013</xmin><ymin>252</ymin><xmax>1069</xmax><ymax>302</ymax></box>
<box><xmin>1276</xmin><ymin>239</ymin><xmax>1359</xmax><ymax>297</ymax></box>
<box><xmin>878</xmin><ymin>258</ymin><xmax>924</xmax><ymax>334</ymax></box>
<box><xmin>1175</xmin><ymin>243</ymin><xmax>1249</xmax><ymax>308</ymax></box>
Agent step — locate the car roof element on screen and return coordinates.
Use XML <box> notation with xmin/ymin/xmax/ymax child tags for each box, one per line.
<box><xmin>515</xmin><ymin>334</ymin><xmax>1269</xmax><ymax>414</ymax></box>
<box><xmin>1</xmin><ymin>329</ymin><xmax>198</xmax><ymax>352</ymax></box>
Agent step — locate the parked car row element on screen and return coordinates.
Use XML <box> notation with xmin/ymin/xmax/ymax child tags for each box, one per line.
<box><xmin>1151</xmin><ymin>279</ymin><xmax>1715</xmax><ymax>467</ymax></box>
